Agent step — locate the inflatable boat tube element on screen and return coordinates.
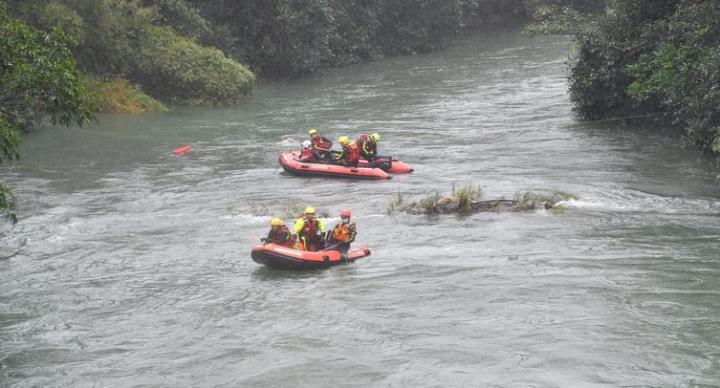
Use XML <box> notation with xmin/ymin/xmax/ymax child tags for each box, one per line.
<box><xmin>357</xmin><ymin>157</ymin><xmax>413</xmax><ymax>174</ymax></box>
<box><xmin>251</xmin><ymin>243</ymin><xmax>371</xmax><ymax>270</ymax></box>
<box><xmin>279</xmin><ymin>152</ymin><xmax>390</xmax><ymax>180</ymax></box>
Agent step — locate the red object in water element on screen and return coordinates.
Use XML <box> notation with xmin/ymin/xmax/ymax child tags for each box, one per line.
<box><xmin>173</xmin><ymin>145</ymin><xmax>192</xmax><ymax>155</ymax></box>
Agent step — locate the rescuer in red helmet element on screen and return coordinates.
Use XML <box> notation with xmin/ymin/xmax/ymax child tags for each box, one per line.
<box><xmin>327</xmin><ymin>209</ymin><xmax>357</xmax><ymax>253</ymax></box>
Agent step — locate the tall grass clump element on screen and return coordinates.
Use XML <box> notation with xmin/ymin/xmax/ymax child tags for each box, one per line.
<box><xmin>452</xmin><ymin>184</ymin><xmax>482</xmax><ymax>215</ymax></box>
<box><xmin>418</xmin><ymin>192</ymin><xmax>442</xmax><ymax>213</ymax></box>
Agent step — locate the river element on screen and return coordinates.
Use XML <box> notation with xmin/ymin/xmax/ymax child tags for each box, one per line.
<box><xmin>2</xmin><ymin>33</ymin><xmax>720</xmax><ymax>387</ymax></box>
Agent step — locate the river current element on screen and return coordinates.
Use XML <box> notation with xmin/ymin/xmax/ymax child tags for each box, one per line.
<box><xmin>2</xmin><ymin>33</ymin><xmax>720</xmax><ymax>387</ymax></box>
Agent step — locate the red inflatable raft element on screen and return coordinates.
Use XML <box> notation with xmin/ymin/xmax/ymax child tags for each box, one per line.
<box><xmin>251</xmin><ymin>243</ymin><xmax>371</xmax><ymax>270</ymax></box>
<box><xmin>358</xmin><ymin>157</ymin><xmax>413</xmax><ymax>174</ymax></box>
<box><xmin>279</xmin><ymin>152</ymin><xmax>390</xmax><ymax>180</ymax></box>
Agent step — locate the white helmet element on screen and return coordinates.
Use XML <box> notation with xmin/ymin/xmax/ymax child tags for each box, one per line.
<box><xmin>302</xmin><ymin>140</ymin><xmax>311</xmax><ymax>148</ymax></box>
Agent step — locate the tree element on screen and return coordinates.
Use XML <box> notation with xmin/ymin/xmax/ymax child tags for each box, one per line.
<box><xmin>569</xmin><ymin>0</ymin><xmax>720</xmax><ymax>154</ymax></box>
<box><xmin>7</xmin><ymin>0</ymin><xmax>256</xmax><ymax>105</ymax></box>
<box><xmin>0</xmin><ymin>2</ymin><xmax>94</xmax><ymax>223</ymax></box>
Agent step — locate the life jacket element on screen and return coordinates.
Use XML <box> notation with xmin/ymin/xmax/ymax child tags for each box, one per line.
<box><xmin>311</xmin><ymin>136</ymin><xmax>331</xmax><ymax>152</ymax></box>
<box><xmin>342</xmin><ymin>142</ymin><xmax>360</xmax><ymax>165</ymax></box>
<box><xmin>356</xmin><ymin>134</ymin><xmax>377</xmax><ymax>157</ymax></box>
<box><xmin>300</xmin><ymin>217</ymin><xmax>321</xmax><ymax>237</ymax></box>
<box><xmin>332</xmin><ymin>222</ymin><xmax>356</xmax><ymax>242</ymax></box>
<box><xmin>268</xmin><ymin>225</ymin><xmax>295</xmax><ymax>247</ymax></box>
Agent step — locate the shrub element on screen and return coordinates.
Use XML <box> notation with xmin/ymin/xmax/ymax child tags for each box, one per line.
<box><xmin>568</xmin><ymin>0</ymin><xmax>720</xmax><ymax>154</ymax></box>
<box><xmin>9</xmin><ymin>0</ymin><xmax>256</xmax><ymax>105</ymax></box>
<box><xmin>133</xmin><ymin>25</ymin><xmax>255</xmax><ymax>105</ymax></box>
<box><xmin>86</xmin><ymin>77</ymin><xmax>167</xmax><ymax>113</ymax></box>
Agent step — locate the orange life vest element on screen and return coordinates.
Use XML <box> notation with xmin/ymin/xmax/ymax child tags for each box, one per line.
<box><xmin>332</xmin><ymin>222</ymin><xmax>356</xmax><ymax>242</ymax></box>
<box><xmin>342</xmin><ymin>143</ymin><xmax>360</xmax><ymax>165</ymax></box>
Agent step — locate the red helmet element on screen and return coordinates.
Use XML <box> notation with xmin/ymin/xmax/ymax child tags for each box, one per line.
<box><xmin>340</xmin><ymin>209</ymin><xmax>351</xmax><ymax>218</ymax></box>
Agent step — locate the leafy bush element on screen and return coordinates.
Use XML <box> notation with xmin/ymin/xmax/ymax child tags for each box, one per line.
<box><xmin>8</xmin><ymin>0</ymin><xmax>256</xmax><ymax>105</ymax></box>
<box><xmin>134</xmin><ymin>25</ymin><xmax>255</xmax><ymax>105</ymax></box>
<box><xmin>0</xmin><ymin>10</ymin><xmax>93</xmax><ymax>130</ymax></box>
<box><xmin>569</xmin><ymin>0</ymin><xmax>720</xmax><ymax>154</ymax></box>
<box><xmin>85</xmin><ymin>78</ymin><xmax>167</xmax><ymax>113</ymax></box>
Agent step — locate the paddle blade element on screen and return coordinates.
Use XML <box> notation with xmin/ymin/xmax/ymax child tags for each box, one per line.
<box><xmin>173</xmin><ymin>145</ymin><xmax>192</xmax><ymax>155</ymax></box>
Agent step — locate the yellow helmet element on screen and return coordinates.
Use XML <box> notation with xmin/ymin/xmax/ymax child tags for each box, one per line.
<box><xmin>370</xmin><ymin>133</ymin><xmax>380</xmax><ymax>142</ymax></box>
<box><xmin>308</xmin><ymin>128</ymin><xmax>318</xmax><ymax>136</ymax></box>
<box><xmin>271</xmin><ymin>217</ymin><xmax>283</xmax><ymax>226</ymax></box>
<box><xmin>304</xmin><ymin>207</ymin><xmax>315</xmax><ymax>214</ymax></box>
<box><xmin>338</xmin><ymin>136</ymin><xmax>349</xmax><ymax>145</ymax></box>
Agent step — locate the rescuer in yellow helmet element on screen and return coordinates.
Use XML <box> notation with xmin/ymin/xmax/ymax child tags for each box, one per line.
<box><xmin>357</xmin><ymin>132</ymin><xmax>380</xmax><ymax>163</ymax></box>
<box><xmin>294</xmin><ymin>207</ymin><xmax>326</xmax><ymax>251</ymax></box>
<box><xmin>261</xmin><ymin>218</ymin><xmax>296</xmax><ymax>248</ymax></box>
<box><xmin>335</xmin><ymin>136</ymin><xmax>360</xmax><ymax>167</ymax></box>
<box><xmin>307</xmin><ymin>128</ymin><xmax>332</xmax><ymax>162</ymax></box>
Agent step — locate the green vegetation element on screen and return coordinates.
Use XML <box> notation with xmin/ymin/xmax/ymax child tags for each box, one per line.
<box><xmin>1</xmin><ymin>2</ymin><xmax>94</xmax><ymax>222</ymax></box>
<box><xmin>453</xmin><ymin>184</ymin><xmax>483</xmax><ymax>215</ymax></box>
<box><xmin>418</xmin><ymin>192</ymin><xmax>443</xmax><ymax>214</ymax></box>
<box><xmin>8</xmin><ymin>0</ymin><xmax>609</xmax><ymax>106</ymax></box>
<box><xmin>1</xmin><ymin>0</ymin><xmax>549</xmax><ymax>106</ymax></box>
<box><xmin>7</xmin><ymin>0</ymin><xmax>256</xmax><ymax>107</ymax></box>
<box><xmin>524</xmin><ymin>0</ymin><xmax>606</xmax><ymax>35</ymax></box>
<box><xmin>566</xmin><ymin>0</ymin><xmax>720</xmax><ymax>154</ymax></box>
<box><xmin>86</xmin><ymin>78</ymin><xmax>167</xmax><ymax>113</ymax></box>
<box><xmin>188</xmin><ymin>0</ymin><xmax>532</xmax><ymax>78</ymax></box>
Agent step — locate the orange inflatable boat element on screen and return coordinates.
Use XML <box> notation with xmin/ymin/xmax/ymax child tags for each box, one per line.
<box><xmin>279</xmin><ymin>152</ymin><xmax>390</xmax><ymax>180</ymax></box>
<box><xmin>251</xmin><ymin>243</ymin><xmax>371</xmax><ymax>270</ymax></box>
